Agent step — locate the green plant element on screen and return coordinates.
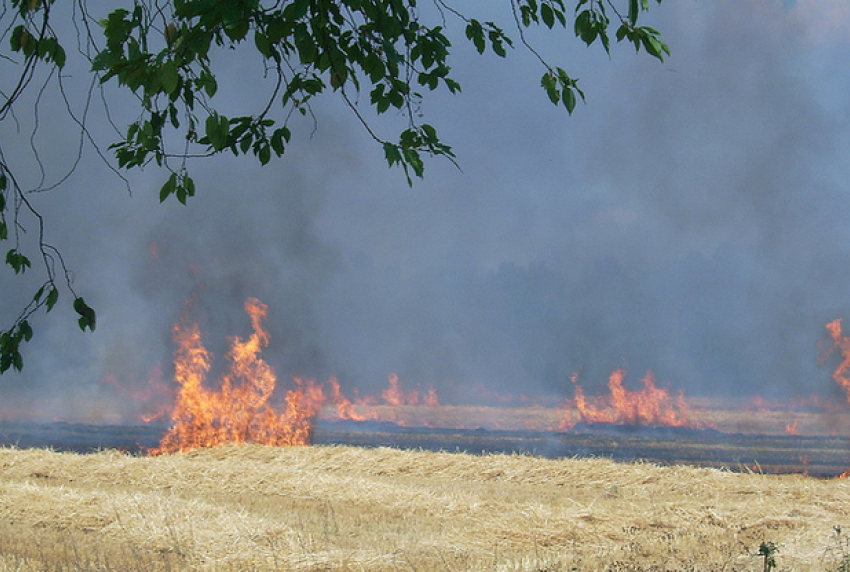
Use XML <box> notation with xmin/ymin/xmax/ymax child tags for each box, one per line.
<box><xmin>758</xmin><ymin>541</ymin><xmax>778</xmax><ymax>572</ymax></box>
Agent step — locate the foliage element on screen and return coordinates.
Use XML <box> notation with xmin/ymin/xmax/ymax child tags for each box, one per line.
<box><xmin>758</xmin><ymin>541</ymin><xmax>779</xmax><ymax>572</ymax></box>
<box><xmin>0</xmin><ymin>0</ymin><xmax>668</xmax><ymax>372</ymax></box>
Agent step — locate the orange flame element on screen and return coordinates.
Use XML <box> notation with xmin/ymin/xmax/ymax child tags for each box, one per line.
<box><xmin>149</xmin><ymin>299</ymin><xmax>447</xmax><ymax>452</ymax></box>
<box><xmin>822</xmin><ymin>319</ymin><xmax>850</xmax><ymax>404</ymax></box>
<box><xmin>152</xmin><ymin>298</ymin><xmax>322</xmax><ymax>454</ymax></box>
<box><xmin>560</xmin><ymin>369</ymin><xmax>703</xmax><ymax>430</ymax></box>
<box><xmin>424</xmin><ymin>385</ymin><xmax>440</xmax><ymax>407</ymax></box>
<box><xmin>327</xmin><ymin>376</ymin><xmax>375</xmax><ymax>421</ymax></box>
<box><xmin>381</xmin><ymin>373</ymin><xmax>419</xmax><ymax>405</ymax></box>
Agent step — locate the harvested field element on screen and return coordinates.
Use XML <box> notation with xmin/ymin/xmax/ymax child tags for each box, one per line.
<box><xmin>1</xmin><ymin>444</ymin><xmax>850</xmax><ymax>571</ymax></box>
<box><xmin>3</xmin><ymin>417</ymin><xmax>850</xmax><ymax>476</ymax></box>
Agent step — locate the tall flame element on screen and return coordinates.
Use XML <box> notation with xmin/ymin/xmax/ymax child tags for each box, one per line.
<box><xmin>152</xmin><ymin>298</ymin><xmax>321</xmax><ymax>454</ymax></box>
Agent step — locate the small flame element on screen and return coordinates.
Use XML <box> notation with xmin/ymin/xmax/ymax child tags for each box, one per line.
<box><xmin>785</xmin><ymin>419</ymin><xmax>799</xmax><ymax>435</ymax></box>
<box><xmin>822</xmin><ymin>319</ymin><xmax>850</xmax><ymax>404</ymax></box>
<box><xmin>424</xmin><ymin>386</ymin><xmax>440</xmax><ymax>407</ymax></box>
<box><xmin>382</xmin><ymin>373</ymin><xmax>419</xmax><ymax>405</ymax></box>
<box><xmin>327</xmin><ymin>376</ymin><xmax>375</xmax><ymax>421</ymax></box>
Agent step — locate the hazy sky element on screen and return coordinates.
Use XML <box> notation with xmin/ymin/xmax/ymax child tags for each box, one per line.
<box><xmin>3</xmin><ymin>0</ymin><xmax>850</xmax><ymax>422</ymax></box>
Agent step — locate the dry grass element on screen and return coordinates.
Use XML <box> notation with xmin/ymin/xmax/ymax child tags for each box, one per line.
<box><xmin>1</xmin><ymin>445</ymin><xmax>849</xmax><ymax>571</ymax></box>
<box><xmin>323</xmin><ymin>401</ymin><xmax>850</xmax><ymax>437</ymax></box>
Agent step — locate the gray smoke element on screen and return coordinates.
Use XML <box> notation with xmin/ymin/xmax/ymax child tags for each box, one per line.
<box><xmin>2</xmin><ymin>0</ymin><xmax>850</xmax><ymax>422</ymax></box>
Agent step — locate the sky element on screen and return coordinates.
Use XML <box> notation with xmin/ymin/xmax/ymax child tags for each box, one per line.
<box><xmin>2</xmin><ymin>0</ymin><xmax>850</xmax><ymax>422</ymax></box>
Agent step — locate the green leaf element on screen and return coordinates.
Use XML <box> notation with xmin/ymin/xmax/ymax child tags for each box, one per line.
<box><xmin>541</xmin><ymin>73</ymin><xmax>559</xmax><ymax>104</ymax></box>
<box><xmin>239</xmin><ymin>134</ymin><xmax>252</xmax><ymax>154</ymax></box>
<box><xmin>294</xmin><ymin>22</ymin><xmax>318</xmax><ymax>64</ymax></box>
<box><xmin>641</xmin><ymin>30</ymin><xmax>670</xmax><ymax>61</ymax></box>
<box><xmin>198</xmin><ymin>70</ymin><xmax>217</xmax><ymax>97</ymax></box>
<box><xmin>465</xmin><ymin>20</ymin><xmax>485</xmax><ymax>54</ymax></box>
<box><xmin>50</xmin><ymin>42</ymin><xmax>66</xmax><ymax>68</ymax></box>
<box><xmin>19</xmin><ymin>320</ymin><xmax>32</xmax><ymax>343</ymax></box>
<box><xmin>5</xmin><ymin>249</ymin><xmax>31</xmax><ymax>274</ymax></box>
<box><xmin>46</xmin><ymin>287</ymin><xmax>59</xmax><ymax>312</ymax></box>
<box><xmin>383</xmin><ymin>142</ymin><xmax>401</xmax><ymax>166</ymax></box>
<box><xmin>257</xmin><ymin>144</ymin><xmax>271</xmax><ymax>165</ymax></box>
<box><xmin>254</xmin><ymin>30</ymin><xmax>272</xmax><ymax>58</ymax></box>
<box><xmin>160</xmin><ymin>60</ymin><xmax>179</xmax><ymax>95</ymax></box>
<box><xmin>271</xmin><ymin>127</ymin><xmax>288</xmax><ymax>156</ymax></box>
<box><xmin>10</xmin><ymin>25</ymin><xmax>27</xmax><ymax>53</ymax></box>
<box><xmin>541</xmin><ymin>3</ymin><xmax>555</xmax><ymax>28</ymax></box>
<box><xmin>563</xmin><ymin>86</ymin><xmax>577</xmax><ymax>113</ymax></box>
<box><xmin>574</xmin><ymin>10</ymin><xmax>591</xmax><ymax>41</ymax></box>
<box><xmin>628</xmin><ymin>0</ymin><xmax>639</xmax><ymax>24</ymax></box>
<box><xmin>159</xmin><ymin>172</ymin><xmax>177</xmax><ymax>202</ymax></box>
<box><xmin>73</xmin><ymin>297</ymin><xmax>97</xmax><ymax>332</ymax></box>
<box><xmin>184</xmin><ymin>175</ymin><xmax>195</xmax><ymax>199</ymax></box>
<box><xmin>205</xmin><ymin>113</ymin><xmax>230</xmax><ymax>151</ymax></box>
<box><xmin>283</xmin><ymin>0</ymin><xmax>310</xmax><ymax>21</ymax></box>
<box><xmin>0</xmin><ymin>337</ymin><xmax>23</xmax><ymax>372</ymax></box>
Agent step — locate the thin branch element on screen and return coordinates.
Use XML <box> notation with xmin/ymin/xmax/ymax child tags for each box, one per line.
<box><xmin>509</xmin><ymin>0</ymin><xmax>553</xmax><ymax>71</ymax></box>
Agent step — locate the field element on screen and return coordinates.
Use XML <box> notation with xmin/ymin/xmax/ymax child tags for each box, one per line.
<box><xmin>1</xmin><ymin>445</ymin><xmax>850</xmax><ymax>571</ymax></box>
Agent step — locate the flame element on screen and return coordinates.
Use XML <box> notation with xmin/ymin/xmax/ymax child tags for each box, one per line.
<box><xmin>424</xmin><ymin>386</ymin><xmax>440</xmax><ymax>407</ymax></box>
<box><xmin>785</xmin><ymin>419</ymin><xmax>799</xmax><ymax>435</ymax></box>
<box><xmin>149</xmin><ymin>298</ymin><xmax>448</xmax><ymax>453</ymax></box>
<box><xmin>822</xmin><ymin>319</ymin><xmax>850</xmax><ymax>404</ymax></box>
<box><xmin>327</xmin><ymin>376</ymin><xmax>375</xmax><ymax>421</ymax></box>
<box><xmin>382</xmin><ymin>373</ymin><xmax>419</xmax><ymax>405</ymax></box>
<box><xmin>560</xmin><ymin>369</ymin><xmax>704</xmax><ymax>430</ymax></box>
<box><xmin>152</xmin><ymin>298</ymin><xmax>321</xmax><ymax>454</ymax></box>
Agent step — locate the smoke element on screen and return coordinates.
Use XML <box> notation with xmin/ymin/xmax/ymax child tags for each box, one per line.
<box><xmin>3</xmin><ymin>0</ymin><xmax>850</xmax><ymax>422</ymax></box>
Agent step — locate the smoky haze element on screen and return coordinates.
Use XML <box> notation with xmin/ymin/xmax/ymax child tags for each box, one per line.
<box><xmin>2</xmin><ymin>0</ymin><xmax>850</xmax><ymax>423</ymax></box>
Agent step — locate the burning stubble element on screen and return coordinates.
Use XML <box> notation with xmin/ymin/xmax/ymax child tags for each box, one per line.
<box><xmin>136</xmin><ymin>296</ymin><xmax>850</xmax><ymax>457</ymax></box>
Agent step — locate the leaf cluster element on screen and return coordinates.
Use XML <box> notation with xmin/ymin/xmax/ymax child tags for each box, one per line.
<box><xmin>7</xmin><ymin>0</ymin><xmax>67</xmax><ymax>69</ymax></box>
<box><xmin>1</xmin><ymin>166</ymin><xmax>93</xmax><ymax>372</ymax></box>
<box><xmin>89</xmin><ymin>0</ymin><xmax>667</xmax><ymax>198</ymax></box>
<box><xmin>573</xmin><ymin>0</ymin><xmax>669</xmax><ymax>60</ymax></box>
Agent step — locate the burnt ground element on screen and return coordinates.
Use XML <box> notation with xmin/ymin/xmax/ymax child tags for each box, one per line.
<box><xmin>0</xmin><ymin>419</ymin><xmax>847</xmax><ymax>477</ymax></box>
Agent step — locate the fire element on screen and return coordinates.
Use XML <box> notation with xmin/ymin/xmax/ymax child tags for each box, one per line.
<box><xmin>424</xmin><ymin>386</ymin><xmax>440</xmax><ymax>407</ymax></box>
<box><xmin>327</xmin><ymin>376</ymin><xmax>375</xmax><ymax>422</ymax></box>
<box><xmin>822</xmin><ymin>319</ymin><xmax>850</xmax><ymax>404</ymax></box>
<box><xmin>560</xmin><ymin>369</ymin><xmax>704</xmax><ymax>430</ymax></box>
<box><xmin>149</xmin><ymin>297</ymin><xmax>445</xmax><ymax>453</ymax></box>
<box><xmin>382</xmin><ymin>373</ymin><xmax>419</xmax><ymax>405</ymax></box>
<box><xmin>152</xmin><ymin>298</ymin><xmax>322</xmax><ymax>454</ymax></box>
<box><xmin>785</xmin><ymin>419</ymin><xmax>799</xmax><ymax>435</ymax></box>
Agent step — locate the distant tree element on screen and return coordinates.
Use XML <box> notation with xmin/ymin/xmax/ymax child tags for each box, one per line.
<box><xmin>0</xmin><ymin>0</ymin><xmax>668</xmax><ymax>373</ymax></box>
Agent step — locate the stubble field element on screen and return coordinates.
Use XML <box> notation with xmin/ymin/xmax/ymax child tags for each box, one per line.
<box><xmin>1</xmin><ymin>444</ymin><xmax>850</xmax><ymax>571</ymax></box>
